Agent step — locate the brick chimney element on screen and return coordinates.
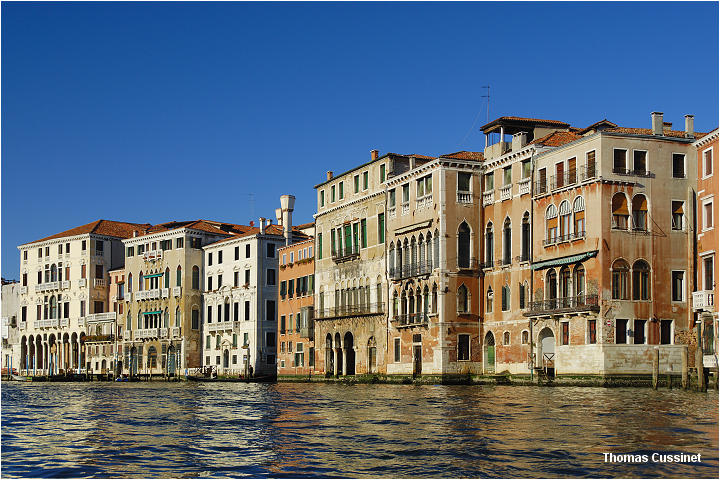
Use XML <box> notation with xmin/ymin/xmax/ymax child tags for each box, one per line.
<box><xmin>685</xmin><ymin>115</ymin><xmax>695</xmax><ymax>138</ymax></box>
<box><xmin>371</xmin><ymin>149</ymin><xmax>379</xmax><ymax>161</ymax></box>
<box><xmin>280</xmin><ymin>194</ymin><xmax>295</xmax><ymax>246</ymax></box>
<box><xmin>651</xmin><ymin>112</ymin><xmax>664</xmax><ymax>135</ymax></box>
<box><xmin>663</xmin><ymin>122</ymin><xmax>673</xmax><ymax>133</ymax></box>
<box><xmin>326</xmin><ymin>171</ymin><xmax>333</xmax><ymax>181</ymax></box>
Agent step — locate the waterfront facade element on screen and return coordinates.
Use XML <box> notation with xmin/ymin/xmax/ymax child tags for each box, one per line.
<box><xmin>85</xmin><ymin>267</ymin><xmax>123</xmax><ymax>377</ymax></box>
<box><xmin>277</xmin><ymin>237</ymin><xmax>315</xmax><ymax>377</ymax></box>
<box><xmin>2</xmin><ymin>280</ymin><xmax>22</xmax><ymax>373</ymax></box>
<box><xmin>694</xmin><ymin>128</ymin><xmax>719</xmax><ymax>371</ymax></box>
<box><xmin>15</xmin><ymin>220</ymin><xmax>150</xmax><ymax>376</ymax></box>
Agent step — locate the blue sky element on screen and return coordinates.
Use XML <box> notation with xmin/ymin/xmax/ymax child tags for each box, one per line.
<box><xmin>2</xmin><ymin>1</ymin><xmax>718</xmax><ymax>279</ymax></box>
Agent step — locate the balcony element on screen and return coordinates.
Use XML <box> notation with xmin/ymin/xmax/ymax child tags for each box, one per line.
<box><xmin>173</xmin><ymin>286</ymin><xmax>182</xmax><ymax>297</ymax></box>
<box><xmin>481</xmin><ymin>259</ymin><xmax>494</xmax><ymax>269</ymax></box>
<box><xmin>457</xmin><ymin>191</ymin><xmax>473</xmax><ymax>204</ymax></box>
<box><xmin>458</xmin><ymin>258</ymin><xmax>480</xmax><ymax>272</ymax></box>
<box><xmin>299</xmin><ymin>326</ymin><xmax>314</xmax><ymax>338</ymax></box>
<box><xmin>171</xmin><ymin>327</ymin><xmax>181</xmax><ymax>338</ymax></box>
<box><xmin>86</xmin><ymin>312</ymin><xmax>117</xmax><ymax>322</ymax></box>
<box><xmin>159</xmin><ymin>328</ymin><xmax>168</xmax><ymax>339</ymax></box>
<box><xmin>500</xmin><ymin>184</ymin><xmax>512</xmax><ymax>201</ymax></box>
<box><xmin>416</xmin><ymin>196</ymin><xmax>432</xmax><ymax>211</ymax></box>
<box><xmin>18</xmin><ymin>321</ymin><xmax>26</xmax><ymax>330</ymax></box>
<box><xmin>93</xmin><ymin>278</ymin><xmax>106</xmax><ymax>288</ymax></box>
<box><xmin>84</xmin><ymin>334</ymin><xmax>115</xmax><ymax>343</ymax></box>
<box><xmin>392</xmin><ymin>313</ymin><xmax>430</xmax><ymax>328</ymax></box>
<box><xmin>208</xmin><ymin>321</ymin><xmax>234</xmax><ymax>332</ymax></box>
<box><xmin>123</xmin><ymin>330</ymin><xmax>132</xmax><ymax>341</ymax></box>
<box><xmin>332</xmin><ymin>245</ymin><xmax>360</xmax><ymax>264</ymax></box>
<box><xmin>388</xmin><ymin>207</ymin><xmax>396</xmax><ymax>219</ymax></box>
<box><xmin>162</xmin><ymin>288</ymin><xmax>170</xmax><ymax>298</ymax></box>
<box><xmin>535</xmin><ymin>166</ymin><xmax>597</xmax><ymax>197</ymax></box>
<box><xmin>143</xmin><ymin>250</ymin><xmax>163</xmax><ymax>262</ymax></box>
<box><xmin>35</xmin><ymin>281</ymin><xmax>59</xmax><ymax>293</ymax></box>
<box><xmin>524</xmin><ymin>294</ymin><xmax>600</xmax><ymax>317</ymax></box>
<box><xmin>612</xmin><ymin>167</ymin><xmax>654</xmax><ymax>178</ymax></box>
<box><xmin>482</xmin><ymin>190</ymin><xmax>494</xmax><ymax>206</ymax></box>
<box><xmin>518</xmin><ymin>178</ymin><xmax>531</xmax><ymax>196</ymax></box>
<box><xmin>544</xmin><ymin>231</ymin><xmax>587</xmax><ymax>246</ymax></box>
<box><xmin>693</xmin><ymin>290</ymin><xmax>715</xmax><ymax>312</ymax></box>
<box><xmin>389</xmin><ymin>261</ymin><xmax>433</xmax><ymax>281</ymax></box>
<box><xmin>59</xmin><ymin>318</ymin><xmax>69</xmax><ymax>328</ymax></box>
<box><xmin>401</xmin><ymin>202</ymin><xmax>410</xmax><ymax>215</ymax></box>
<box><xmin>36</xmin><ymin>319</ymin><xmax>59</xmax><ymax>328</ymax></box>
<box><xmin>78</xmin><ymin>278</ymin><xmax>87</xmax><ymax>288</ymax></box>
<box><xmin>78</xmin><ymin>317</ymin><xmax>86</xmax><ymax>328</ymax></box>
<box><xmin>19</xmin><ymin>286</ymin><xmax>28</xmax><ymax>294</ymax></box>
<box><xmin>134</xmin><ymin>328</ymin><xmax>160</xmax><ymax>341</ymax></box>
<box><xmin>315</xmin><ymin>302</ymin><xmax>386</xmax><ymax>320</ymax></box>
<box><xmin>135</xmin><ymin>289</ymin><xmax>161</xmax><ymax>300</ymax></box>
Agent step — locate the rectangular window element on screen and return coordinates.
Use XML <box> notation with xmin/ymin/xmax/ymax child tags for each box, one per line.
<box><xmin>703</xmin><ymin>200</ymin><xmax>714</xmax><ymax>230</ymax></box>
<box><xmin>613</xmin><ymin>149</ymin><xmax>627</xmax><ymax>173</ymax></box>
<box><xmin>246</xmin><ymin>244</ymin><xmax>251</xmax><ymax>258</ymax></box>
<box><xmin>568</xmin><ymin>157</ymin><xmax>577</xmax><ymax>184</ymax></box>
<box><xmin>389</xmin><ymin>189</ymin><xmax>396</xmax><ymax>208</ymax></box>
<box><xmin>243</xmin><ymin>333</ymin><xmax>249</xmax><ymax>346</ymax></box>
<box><xmin>309</xmin><ymin>347</ymin><xmax>315</xmax><ymax>367</ymax></box>
<box><xmin>206</xmin><ymin>336</ymin><xmax>211</xmax><ymax>349</ymax></box>
<box><xmin>82</xmin><ymin>240</ymin><xmax>86</xmax><ymax>251</ymax></box>
<box><xmin>562</xmin><ymin>322</ymin><xmax>569</xmax><ymax>345</ymax></box>
<box><xmin>245</xmin><ymin>301</ymin><xmax>250</xmax><ymax>321</ymax></box>
<box><xmin>672</xmin><ymin>153</ymin><xmax>686</xmax><ymax>178</ymax></box>
<box><xmin>192</xmin><ymin>309</ymin><xmax>199</xmax><ymax>330</ymax></box>
<box><xmin>378</xmin><ymin>213</ymin><xmax>385</xmax><ymax>244</ymax></box>
<box><xmin>402</xmin><ymin>184</ymin><xmax>409</xmax><ymax>203</ymax></box>
<box><xmin>266</xmin><ymin>332</ymin><xmax>276</xmax><ymax>348</ymax></box>
<box><xmin>633</xmin><ymin>150</ymin><xmax>647</xmax><ymax>174</ymax></box>
<box><xmin>267</xmin><ymin>243</ymin><xmax>275</xmax><ymax>258</ymax></box>
<box><xmin>245</xmin><ymin>269</ymin><xmax>250</xmax><ymax>285</ymax></box>
<box><xmin>207</xmin><ymin>305</ymin><xmax>212</xmax><ymax>323</ymax></box>
<box><xmin>394</xmin><ymin>338</ymin><xmax>401</xmax><ymax>362</ymax></box>
<box><xmin>671</xmin><ymin>271</ymin><xmax>685</xmax><ymax>302</ymax></box>
<box><xmin>555</xmin><ymin>162</ymin><xmax>565</xmax><ymax>188</ymax></box>
<box><xmin>522</xmin><ymin>159</ymin><xmax>531</xmax><ymax>179</ymax></box>
<box><xmin>616</xmin><ymin>319</ymin><xmax>627</xmax><ymax>344</ymax></box>
<box><xmin>218</xmin><ymin>251</ymin><xmax>223</xmax><ymax>263</ymax></box>
<box><xmin>280</xmin><ymin>281</ymin><xmax>287</xmax><ymax>299</ymax></box>
<box><xmin>538</xmin><ymin>168</ymin><xmax>547</xmax><ymax>193</ymax></box>
<box><xmin>208</xmin><ymin>253</ymin><xmax>213</xmax><ymax>266</ymax></box>
<box><xmin>176</xmin><ymin>237</ymin><xmax>184</xmax><ymax>249</ymax></box>
<box><xmin>280</xmin><ymin>315</ymin><xmax>286</xmax><ymax>334</ymax></box>
<box><xmin>339</xmin><ymin>181</ymin><xmax>344</xmax><ymax>199</ymax></box>
<box><xmin>660</xmin><ymin>320</ymin><xmax>673</xmax><ymax>344</ymax></box>
<box><xmin>361</xmin><ymin>219</ymin><xmax>367</xmax><ymax>248</ymax></box>
<box><xmin>320</xmin><ymin>190</ymin><xmax>325</xmax><ymax>207</ymax></box>
<box><xmin>703</xmin><ymin>148</ymin><xmax>713</xmax><ymax>177</ymax></box>
<box><xmin>671</xmin><ymin>201</ymin><xmax>684</xmax><ymax>230</ymax></box>
<box><xmin>633</xmin><ymin>319</ymin><xmax>646</xmax><ymax>344</ymax></box>
<box><xmin>588</xmin><ymin>320</ymin><xmax>596</xmax><ymax>344</ymax></box>
<box><xmin>126</xmin><ymin>247</ymin><xmax>134</xmax><ymax>257</ymax></box>
<box><xmin>380</xmin><ymin>164</ymin><xmax>386</xmax><ymax>183</ymax></box>
<box><xmin>704</xmin><ymin>256</ymin><xmax>714</xmax><ymax>291</ymax></box>
<box><xmin>207</xmin><ymin>277</ymin><xmax>213</xmax><ymax>291</ymax></box>
<box><xmin>416</xmin><ymin>177</ymin><xmax>425</xmax><ymax>197</ymax></box>
<box><xmin>233</xmin><ymin>302</ymin><xmax>238</xmax><ymax>322</ymax></box>
<box><xmin>288</xmin><ymin>279</ymin><xmax>294</xmax><ymax>297</ymax></box>
<box><xmin>586</xmin><ymin>150</ymin><xmax>596</xmax><ymax>177</ymax></box>
<box><xmin>267</xmin><ymin>269</ymin><xmax>276</xmax><ymax>286</ymax></box>
<box><xmin>458</xmin><ymin>172</ymin><xmax>471</xmax><ymax>192</ymax></box>
<box><xmin>218</xmin><ymin>274</ymin><xmax>222</xmax><ymax>288</ymax></box>
<box><xmin>235</xmin><ymin>246</ymin><xmax>239</xmax><ymax>260</ymax></box>
<box><xmin>503</xmin><ymin>166</ymin><xmax>512</xmax><ymax>186</ymax></box>
<box><xmin>331</xmin><ymin>185</ymin><xmax>335</xmax><ymax>202</ymax></box>
<box><xmin>458</xmin><ymin>334</ymin><xmax>470</xmax><ymax>361</ymax></box>
<box><xmin>266</xmin><ymin>300</ymin><xmax>276</xmax><ymax>322</ymax></box>
<box><xmin>363</xmin><ymin>171</ymin><xmax>369</xmax><ymax>190</ymax></box>
<box><xmin>234</xmin><ymin>271</ymin><xmax>239</xmax><ymax>287</ymax></box>
<box><xmin>81</xmin><ymin>264</ymin><xmax>86</xmax><ymax>279</ymax></box>
<box><xmin>354</xmin><ymin>175</ymin><xmax>360</xmax><ymax>193</ymax></box>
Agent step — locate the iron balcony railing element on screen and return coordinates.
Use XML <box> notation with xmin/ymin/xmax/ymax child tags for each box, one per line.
<box><xmin>83</xmin><ymin>334</ymin><xmax>115</xmax><ymax>343</ymax></box>
<box><xmin>389</xmin><ymin>261</ymin><xmax>434</xmax><ymax>280</ymax></box>
<box><xmin>392</xmin><ymin>313</ymin><xmax>430</xmax><ymax>327</ymax></box>
<box><xmin>481</xmin><ymin>259</ymin><xmax>494</xmax><ymax>269</ymax></box>
<box><xmin>525</xmin><ymin>294</ymin><xmax>600</xmax><ymax>316</ymax></box>
<box><xmin>315</xmin><ymin>302</ymin><xmax>385</xmax><ymax>320</ymax></box>
<box><xmin>535</xmin><ymin>166</ymin><xmax>597</xmax><ymax>195</ymax></box>
<box><xmin>611</xmin><ymin>167</ymin><xmax>654</xmax><ymax>178</ymax></box>
<box><xmin>331</xmin><ymin>244</ymin><xmax>360</xmax><ymax>263</ymax></box>
<box><xmin>544</xmin><ymin>231</ymin><xmax>587</xmax><ymax>246</ymax></box>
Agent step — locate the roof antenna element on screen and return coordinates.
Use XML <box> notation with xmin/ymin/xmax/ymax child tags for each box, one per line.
<box><xmin>481</xmin><ymin>85</ymin><xmax>490</xmax><ymax>123</ymax></box>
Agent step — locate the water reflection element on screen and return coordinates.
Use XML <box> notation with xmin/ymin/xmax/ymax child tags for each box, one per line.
<box><xmin>1</xmin><ymin>382</ymin><xmax>717</xmax><ymax>478</ymax></box>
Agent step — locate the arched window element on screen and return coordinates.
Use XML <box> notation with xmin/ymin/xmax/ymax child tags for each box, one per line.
<box><xmin>559</xmin><ymin>200</ymin><xmax>571</xmax><ymax>240</ymax></box>
<box><xmin>458</xmin><ymin>222</ymin><xmax>471</xmax><ymax>268</ymax></box>
<box><xmin>546</xmin><ymin>269</ymin><xmax>557</xmax><ymax>302</ymax></box>
<box><xmin>503</xmin><ymin>218</ymin><xmax>512</xmax><ymax>265</ymax></box>
<box><xmin>521</xmin><ymin>330</ymin><xmax>529</xmax><ymax>344</ymax></box>
<box><xmin>503</xmin><ymin>331</ymin><xmax>511</xmax><ymax>345</ymax></box>
<box><xmin>521</xmin><ymin>212</ymin><xmax>530</xmax><ymax>261</ymax></box>
<box><xmin>128</xmin><ymin>273</ymin><xmax>133</xmax><ymax>292</ymax></box>
<box><xmin>139</xmin><ymin>271</ymin><xmax>144</xmax><ymax>291</ymax></box>
<box><xmin>632</xmin><ymin>260</ymin><xmax>650</xmax><ymax>300</ymax></box>
<box><xmin>425</xmin><ymin>233</ymin><xmax>432</xmax><ymax>270</ymax></box>
<box><xmin>389</xmin><ymin>242</ymin><xmax>396</xmax><ymax>277</ymax></box>
<box><xmin>147</xmin><ymin>346</ymin><xmax>157</xmax><ymax>368</ymax></box>
<box><xmin>393</xmin><ymin>291</ymin><xmax>399</xmax><ymax>317</ymax></box>
<box><xmin>485</xmin><ymin>222</ymin><xmax>494</xmax><ymax>265</ymax></box>
<box><xmin>573</xmin><ymin>196</ymin><xmax>585</xmax><ymax>237</ymax></box>
<box><xmin>410</xmin><ymin>237</ymin><xmax>417</xmax><ymax>273</ymax></box>
<box><xmin>418</xmin><ymin>234</ymin><xmax>425</xmax><ymax>270</ymax></box>
<box><xmin>612</xmin><ymin>193</ymin><xmax>629</xmax><ymax>230</ymax></box>
<box><xmin>50</xmin><ymin>296</ymin><xmax>57</xmax><ymax>319</ymax></box>
<box><xmin>423</xmin><ymin>286</ymin><xmax>429</xmax><ymax>317</ymax></box>
<box><xmin>559</xmin><ymin>267</ymin><xmax>571</xmax><ymax>306</ymax></box>
<box><xmin>175</xmin><ymin>307</ymin><xmax>181</xmax><ymax>327</ymax></box>
<box><xmin>501</xmin><ymin>285</ymin><xmax>510</xmax><ymax>311</ymax></box>
<box><xmin>432</xmin><ymin>283</ymin><xmax>438</xmax><ymax>314</ymax></box>
<box><xmin>632</xmin><ymin>194</ymin><xmax>648</xmax><ymax>231</ymax></box>
<box><xmin>612</xmin><ymin>259</ymin><xmax>630</xmax><ymax>299</ymax></box>
<box><xmin>96</xmin><ymin>324</ymin><xmax>102</xmax><ymax>336</ymax></box>
<box><xmin>486</xmin><ymin>287</ymin><xmax>493</xmax><ymax>313</ymax></box>
<box><xmin>403</xmin><ymin>239</ymin><xmax>409</xmax><ymax>276</ymax></box>
<box><xmin>546</xmin><ymin>205</ymin><xmax>558</xmax><ymax>243</ymax></box>
<box><xmin>574</xmin><ymin>265</ymin><xmax>585</xmax><ymax>298</ymax></box>
<box><xmin>191</xmin><ymin>266</ymin><xmax>200</xmax><ymax>290</ymax></box>
<box><xmin>164</xmin><ymin>309</ymin><xmax>169</xmax><ymax>328</ymax></box>
<box><xmin>457</xmin><ymin>284</ymin><xmax>469</xmax><ymax>313</ymax></box>
<box><xmin>50</xmin><ymin>264</ymin><xmax>57</xmax><ymax>282</ymax></box>
<box><xmin>165</xmin><ymin>267</ymin><xmax>170</xmax><ymax>289</ymax></box>
<box><xmin>137</xmin><ymin>311</ymin><xmax>142</xmax><ymax>329</ymax></box>
<box><xmin>126</xmin><ymin>312</ymin><xmax>131</xmax><ymax>330</ymax></box>
<box><xmin>176</xmin><ymin>266</ymin><xmax>182</xmax><ymax>287</ymax></box>
<box><xmin>519</xmin><ymin>281</ymin><xmax>527</xmax><ymax>309</ymax></box>
<box><xmin>433</xmin><ymin>229</ymin><xmax>439</xmax><ymax>268</ymax></box>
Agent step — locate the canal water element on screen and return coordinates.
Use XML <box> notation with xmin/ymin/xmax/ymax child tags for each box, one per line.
<box><xmin>1</xmin><ymin>382</ymin><xmax>718</xmax><ymax>478</ymax></box>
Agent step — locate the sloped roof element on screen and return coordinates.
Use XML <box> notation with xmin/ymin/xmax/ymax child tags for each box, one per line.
<box><xmin>530</xmin><ymin>131</ymin><xmax>582</xmax><ymax>147</ymax></box>
<box><xmin>441</xmin><ymin>151</ymin><xmax>484</xmax><ymax>161</ymax></box>
<box><xmin>604</xmin><ymin>127</ymin><xmax>707</xmax><ymax>139</ymax></box>
<box><xmin>22</xmin><ymin>220</ymin><xmax>153</xmax><ymax>246</ymax></box>
<box><xmin>136</xmin><ymin>220</ymin><xmax>254</xmax><ymax>238</ymax></box>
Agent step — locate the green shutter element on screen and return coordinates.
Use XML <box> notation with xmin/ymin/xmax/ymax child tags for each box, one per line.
<box><xmin>317</xmin><ymin>233</ymin><xmax>323</xmax><ymax>259</ymax></box>
<box><xmin>378</xmin><ymin>213</ymin><xmax>385</xmax><ymax>243</ymax></box>
<box><xmin>361</xmin><ymin>219</ymin><xmax>367</xmax><ymax>248</ymax></box>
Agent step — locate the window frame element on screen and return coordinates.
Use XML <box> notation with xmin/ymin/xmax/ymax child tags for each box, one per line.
<box><xmin>672</xmin><ymin>152</ymin><xmax>686</xmax><ymax>179</ymax></box>
<box><xmin>671</xmin><ymin>270</ymin><xmax>685</xmax><ymax>302</ymax></box>
<box><xmin>702</xmin><ymin>147</ymin><xmax>714</xmax><ymax>179</ymax></box>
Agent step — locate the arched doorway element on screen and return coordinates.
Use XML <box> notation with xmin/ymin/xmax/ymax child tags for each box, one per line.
<box><xmin>344</xmin><ymin>332</ymin><xmax>355</xmax><ymax>375</ymax></box>
<box><xmin>35</xmin><ymin>336</ymin><xmax>43</xmax><ymax>375</ymax></box>
<box><xmin>334</xmin><ymin>332</ymin><xmax>342</xmax><ymax>376</ymax></box>
<box><xmin>147</xmin><ymin>346</ymin><xmax>158</xmax><ymax>373</ymax></box>
<box><xmin>484</xmin><ymin>332</ymin><xmax>495</xmax><ymax>374</ymax></box>
<box><xmin>367</xmin><ymin>337</ymin><xmax>377</xmax><ymax>374</ymax></box>
<box><xmin>325</xmin><ymin>334</ymin><xmax>333</xmax><ymax>375</ymax></box>
<box><xmin>167</xmin><ymin>345</ymin><xmax>176</xmax><ymax>377</ymax></box>
<box><xmin>538</xmin><ymin>327</ymin><xmax>556</xmax><ymax>377</ymax></box>
<box><xmin>20</xmin><ymin>336</ymin><xmax>27</xmax><ymax>375</ymax></box>
<box><xmin>223</xmin><ymin>349</ymin><xmax>230</xmax><ymax>370</ymax></box>
<box><xmin>130</xmin><ymin>346</ymin><xmax>138</xmax><ymax>377</ymax></box>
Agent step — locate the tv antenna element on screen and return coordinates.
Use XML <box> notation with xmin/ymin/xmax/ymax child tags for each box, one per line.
<box><xmin>481</xmin><ymin>85</ymin><xmax>490</xmax><ymax>123</ymax></box>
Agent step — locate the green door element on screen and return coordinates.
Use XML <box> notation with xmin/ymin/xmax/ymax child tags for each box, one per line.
<box><xmin>486</xmin><ymin>346</ymin><xmax>495</xmax><ymax>374</ymax></box>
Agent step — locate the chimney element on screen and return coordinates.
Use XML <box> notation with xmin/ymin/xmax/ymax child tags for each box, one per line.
<box><xmin>259</xmin><ymin>217</ymin><xmax>266</xmax><ymax>235</ymax></box>
<box><xmin>685</xmin><ymin>115</ymin><xmax>695</xmax><ymax>138</ymax></box>
<box><xmin>326</xmin><ymin>171</ymin><xmax>333</xmax><ymax>181</ymax></box>
<box><xmin>409</xmin><ymin>156</ymin><xmax>416</xmax><ymax>170</ymax></box>
<box><xmin>132</xmin><ymin>230</ymin><xmax>138</xmax><ymax>237</ymax></box>
<box><xmin>663</xmin><ymin>122</ymin><xmax>673</xmax><ymax>132</ymax></box>
<box><xmin>371</xmin><ymin>149</ymin><xmax>379</xmax><ymax>161</ymax></box>
<box><xmin>280</xmin><ymin>194</ymin><xmax>295</xmax><ymax>246</ymax></box>
<box><xmin>512</xmin><ymin>131</ymin><xmax>528</xmax><ymax>151</ymax></box>
<box><xmin>275</xmin><ymin>208</ymin><xmax>283</xmax><ymax>226</ymax></box>
<box><xmin>651</xmin><ymin>112</ymin><xmax>664</xmax><ymax>135</ymax></box>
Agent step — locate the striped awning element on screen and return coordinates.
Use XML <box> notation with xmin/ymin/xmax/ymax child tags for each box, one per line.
<box><xmin>531</xmin><ymin>250</ymin><xmax>598</xmax><ymax>270</ymax></box>
<box><xmin>143</xmin><ymin>310</ymin><xmax>162</xmax><ymax>315</ymax></box>
<box><xmin>143</xmin><ymin>273</ymin><xmax>163</xmax><ymax>278</ymax></box>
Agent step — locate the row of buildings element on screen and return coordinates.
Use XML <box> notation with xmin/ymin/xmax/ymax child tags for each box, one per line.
<box><xmin>2</xmin><ymin>111</ymin><xmax>718</xmax><ymax>382</ymax></box>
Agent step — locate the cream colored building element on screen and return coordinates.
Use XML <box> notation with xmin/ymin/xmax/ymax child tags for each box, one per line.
<box><xmin>120</xmin><ymin>220</ymin><xmax>249</xmax><ymax>377</ymax></box>
<box><xmin>16</xmin><ymin>220</ymin><xmax>150</xmax><ymax>376</ymax></box>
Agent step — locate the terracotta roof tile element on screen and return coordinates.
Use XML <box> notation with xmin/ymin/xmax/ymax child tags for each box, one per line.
<box><xmin>605</xmin><ymin>127</ymin><xmax>707</xmax><ymax>139</ymax></box>
<box><xmin>386</xmin><ymin>152</ymin><xmax>435</xmax><ymax>160</ymax></box>
<box><xmin>23</xmin><ymin>220</ymin><xmax>153</xmax><ymax>246</ymax></box>
<box><xmin>530</xmin><ymin>131</ymin><xmax>582</xmax><ymax>147</ymax></box>
<box><xmin>441</xmin><ymin>151</ymin><xmax>484</xmax><ymax>161</ymax></box>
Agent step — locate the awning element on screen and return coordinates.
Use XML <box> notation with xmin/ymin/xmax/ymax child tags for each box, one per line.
<box><xmin>532</xmin><ymin>250</ymin><xmax>598</xmax><ymax>270</ymax></box>
<box><xmin>143</xmin><ymin>273</ymin><xmax>163</xmax><ymax>278</ymax></box>
<box><xmin>143</xmin><ymin>310</ymin><xmax>162</xmax><ymax>315</ymax></box>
